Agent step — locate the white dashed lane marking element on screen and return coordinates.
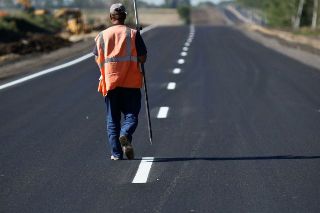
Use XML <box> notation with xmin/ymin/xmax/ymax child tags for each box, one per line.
<box><xmin>133</xmin><ymin>26</ymin><xmax>196</xmax><ymax>184</ymax></box>
<box><xmin>157</xmin><ymin>107</ymin><xmax>169</xmax><ymax>118</ymax></box>
<box><xmin>132</xmin><ymin>157</ymin><xmax>154</xmax><ymax>183</ymax></box>
<box><xmin>181</xmin><ymin>52</ymin><xmax>188</xmax><ymax>57</ymax></box>
<box><xmin>173</xmin><ymin>68</ymin><xmax>181</xmax><ymax>74</ymax></box>
<box><xmin>178</xmin><ymin>59</ymin><xmax>185</xmax><ymax>64</ymax></box>
<box><xmin>167</xmin><ymin>82</ymin><xmax>176</xmax><ymax>90</ymax></box>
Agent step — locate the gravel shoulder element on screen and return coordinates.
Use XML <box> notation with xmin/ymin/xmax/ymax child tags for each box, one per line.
<box><xmin>198</xmin><ymin>6</ymin><xmax>320</xmax><ymax>71</ymax></box>
<box><xmin>237</xmin><ymin>25</ymin><xmax>320</xmax><ymax>71</ymax></box>
<box><xmin>221</xmin><ymin>5</ymin><xmax>320</xmax><ymax>70</ymax></box>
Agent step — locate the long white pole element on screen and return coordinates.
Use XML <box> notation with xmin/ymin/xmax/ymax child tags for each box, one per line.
<box><xmin>132</xmin><ymin>0</ymin><xmax>153</xmax><ymax>145</ymax></box>
<box><xmin>133</xmin><ymin>0</ymin><xmax>139</xmax><ymax>27</ymax></box>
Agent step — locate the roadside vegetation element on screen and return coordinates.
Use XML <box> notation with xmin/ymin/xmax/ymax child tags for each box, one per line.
<box><xmin>177</xmin><ymin>5</ymin><xmax>191</xmax><ymax>25</ymax></box>
<box><xmin>163</xmin><ymin>0</ymin><xmax>191</xmax><ymax>25</ymax></box>
<box><xmin>237</xmin><ymin>0</ymin><xmax>320</xmax><ymax>33</ymax></box>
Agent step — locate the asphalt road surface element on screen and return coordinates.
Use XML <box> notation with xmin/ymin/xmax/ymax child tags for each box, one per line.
<box><xmin>1</xmin><ymin>24</ymin><xmax>320</xmax><ymax>213</ymax></box>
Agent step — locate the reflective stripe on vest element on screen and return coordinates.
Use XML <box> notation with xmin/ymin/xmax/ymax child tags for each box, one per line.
<box><xmin>106</xmin><ymin>56</ymin><xmax>138</xmax><ymax>63</ymax></box>
<box><xmin>98</xmin><ymin>27</ymin><xmax>138</xmax><ymax>67</ymax></box>
<box><xmin>98</xmin><ymin>56</ymin><xmax>138</xmax><ymax>69</ymax></box>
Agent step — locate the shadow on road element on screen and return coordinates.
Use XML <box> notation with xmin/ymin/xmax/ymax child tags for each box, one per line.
<box><xmin>151</xmin><ymin>155</ymin><xmax>320</xmax><ymax>163</ymax></box>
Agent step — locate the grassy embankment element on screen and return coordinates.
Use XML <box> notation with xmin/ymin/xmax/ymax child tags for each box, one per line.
<box><xmin>236</xmin><ymin>0</ymin><xmax>320</xmax><ymax>37</ymax></box>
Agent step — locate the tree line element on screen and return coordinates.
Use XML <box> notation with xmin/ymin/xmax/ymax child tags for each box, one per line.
<box><xmin>237</xmin><ymin>0</ymin><xmax>319</xmax><ymax>30</ymax></box>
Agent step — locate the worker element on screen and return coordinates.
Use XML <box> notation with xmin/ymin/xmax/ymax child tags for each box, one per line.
<box><xmin>93</xmin><ymin>3</ymin><xmax>147</xmax><ymax>160</ymax></box>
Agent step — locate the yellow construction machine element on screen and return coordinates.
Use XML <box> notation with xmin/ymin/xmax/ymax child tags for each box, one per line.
<box><xmin>54</xmin><ymin>8</ymin><xmax>84</xmax><ymax>34</ymax></box>
<box><xmin>17</xmin><ymin>0</ymin><xmax>49</xmax><ymax>16</ymax></box>
<box><xmin>17</xmin><ymin>0</ymin><xmax>85</xmax><ymax>35</ymax></box>
<box><xmin>16</xmin><ymin>0</ymin><xmax>32</xmax><ymax>10</ymax></box>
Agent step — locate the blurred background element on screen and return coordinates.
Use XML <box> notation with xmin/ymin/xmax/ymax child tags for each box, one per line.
<box><xmin>0</xmin><ymin>0</ymin><xmax>319</xmax><ymax>61</ymax></box>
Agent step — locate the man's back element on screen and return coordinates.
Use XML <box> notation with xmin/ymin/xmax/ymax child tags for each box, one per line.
<box><xmin>100</xmin><ymin>25</ymin><xmax>137</xmax><ymax>58</ymax></box>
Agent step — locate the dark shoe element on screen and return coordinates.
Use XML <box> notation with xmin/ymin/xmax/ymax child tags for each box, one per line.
<box><xmin>119</xmin><ymin>135</ymin><xmax>134</xmax><ymax>160</ymax></box>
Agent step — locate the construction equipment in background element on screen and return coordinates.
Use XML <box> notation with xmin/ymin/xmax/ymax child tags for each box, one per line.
<box><xmin>16</xmin><ymin>0</ymin><xmax>49</xmax><ymax>16</ymax></box>
<box><xmin>16</xmin><ymin>1</ymin><xmax>89</xmax><ymax>35</ymax></box>
<box><xmin>54</xmin><ymin>8</ymin><xmax>84</xmax><ymax>34</ymax></box>
<box><xmin>0</xmin><ymin>10</ymin><xmax>8</xmax><ymax>17</ymax></box>
<box><xmin>34</xmin><ymin>9</ymin><xmax>50</xmax><ymax>16</ymax></box>
<box><xmin>16</xmin><ymin>0</ymin><xmax>32</xmax><ymax>11</ymax></box>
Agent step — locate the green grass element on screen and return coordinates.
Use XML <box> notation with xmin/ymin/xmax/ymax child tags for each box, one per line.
<box><xmin>177</xmin><ymin>5</ymin><xmax>190</xmax><ymax>25</ymax></box>
<box><xmin>0</xmin><ymin>18</ymin><xmax>17</xmax><ymax>32</ymax></box>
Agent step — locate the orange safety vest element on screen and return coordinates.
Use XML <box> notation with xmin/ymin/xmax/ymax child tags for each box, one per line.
<box><xmin>95</xmin><ymin>25</ymin><xmax>142</xmax><ymax>96</ymax></box>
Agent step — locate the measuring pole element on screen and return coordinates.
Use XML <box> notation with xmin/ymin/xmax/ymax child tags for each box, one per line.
<box><xmin>133</xmin><ymin>0</ymin><xmax>153</xmax><ymax>145</ymax></box>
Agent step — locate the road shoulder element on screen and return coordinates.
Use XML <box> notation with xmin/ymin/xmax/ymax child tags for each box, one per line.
<box><xmin>219</xmin><ymin>7</ymin><xmax>320</xmax><ymax>70</ymax></box>
<box><xmin>236</xmin><ymin>26</ymin><xmax>320</xmax><ymax>70</ymax></box>
<box><xmin>0</xmin><ymin>38</ymin><xmax>95</xmax><ymax>84</ymax></box>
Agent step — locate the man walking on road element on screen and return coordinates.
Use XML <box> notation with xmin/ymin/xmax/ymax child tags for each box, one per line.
<box><xmin>94</xmin><ymin>3</ymin><xmax>147</xmax><ymax>160</ymax></box>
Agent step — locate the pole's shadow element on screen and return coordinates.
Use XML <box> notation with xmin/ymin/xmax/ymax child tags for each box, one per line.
<box><xmin>150</xmin><ymin>155</ymin><xmax>320</xmax><ymax>163</ymax></box>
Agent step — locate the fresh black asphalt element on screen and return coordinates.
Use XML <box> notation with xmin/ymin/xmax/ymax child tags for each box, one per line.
<box><xmin>1</xmin><ymin>25</ymin><xmax>320</xmax><ymax>212</ymax></box>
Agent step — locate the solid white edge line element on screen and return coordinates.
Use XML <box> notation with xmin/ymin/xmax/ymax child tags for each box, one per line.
<box><xmin>132</xmin><ymin>157</ymin><xmax>154</xmax><ymax>183</ymax></box>
<box><xmin>157</xmin><ymin>106</ymin><xmax>169</xmax><ymax>119</ymax></box>
<box><xmin>167</xmin><ymin>82</ymin><xmax>176</xmax><ymax>90</ymax></box>
<box><xmin>141</xmin><ymin>24</ymin><xmax>157</xmax><ymax>34</ymax></box>
<box><xmin>0</xmin><ymin>25</ymin><xmax>157</xmax><ymax>91</ymax></box>
<box><xmin>0</xmin><ymin>53</ymin><xmax>93</xmax><ymax>90</ymax></box>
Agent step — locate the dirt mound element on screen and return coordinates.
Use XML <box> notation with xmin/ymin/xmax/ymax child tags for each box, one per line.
<box><xmin>0</xmin><ymin>29</ymin><xmax>23</xmax><ymax>43</ymax></box>
<box><xmin>0</xmin><ymin>16</ymin><xmax>57</xmax><ymax>43</ymax></box>
<box><xmin>0</xmin><ymin>34</ymin><xmax>71</xmax><ymax>56</ymax></box>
